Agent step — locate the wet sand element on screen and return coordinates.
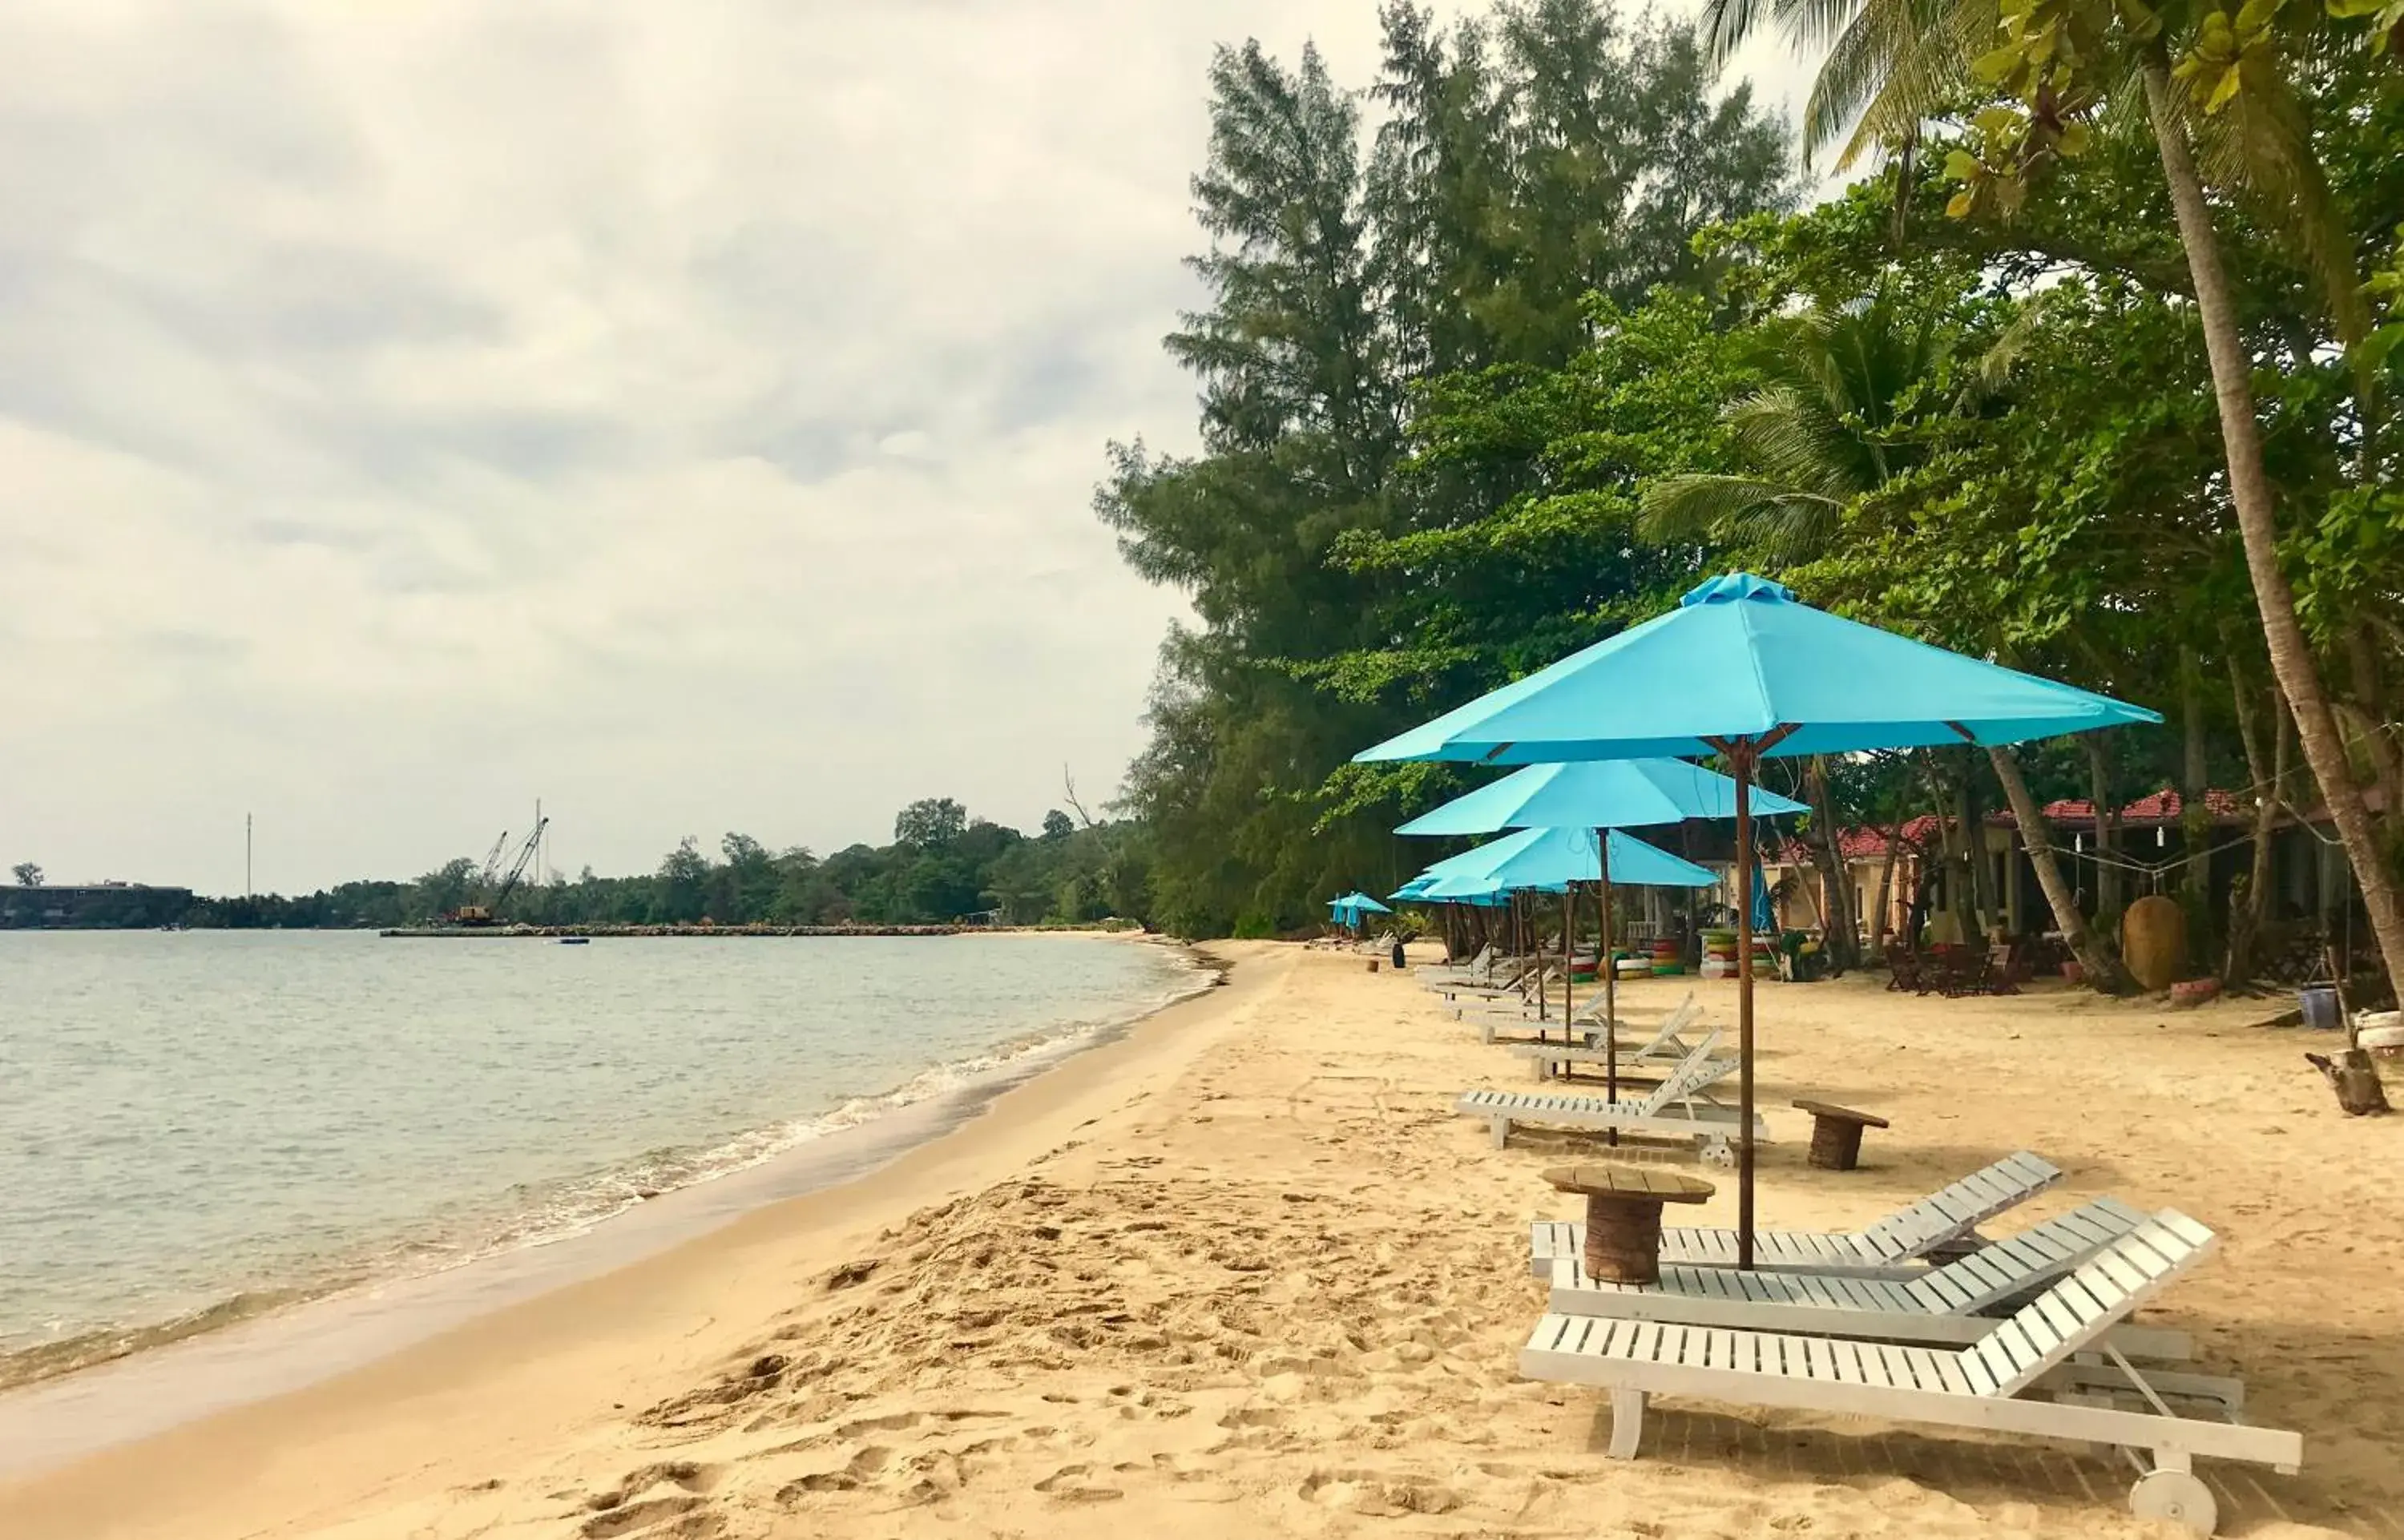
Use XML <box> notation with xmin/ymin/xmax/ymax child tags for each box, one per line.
<box><xmin>2</xmin><ymin>943</ymin><xmax>2398</xmax><ymax>1538</ymax></box>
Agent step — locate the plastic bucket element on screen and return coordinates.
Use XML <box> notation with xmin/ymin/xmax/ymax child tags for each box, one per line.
<box><xmin>2298</xmin><ymin>986</ymin><xmax>2341</xmax><ymax>1030</ymax></box>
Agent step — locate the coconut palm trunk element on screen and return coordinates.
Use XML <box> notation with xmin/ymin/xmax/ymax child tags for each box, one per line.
<box><xmin>2139</xmin><ymin>57</ymin><xmax>2404</xmax><ymax>1000</ymax></box>
<box><xmin>1989</xmin><ymin>745</ymin><xmax>2136</xmax><ymax>993</ymax></box>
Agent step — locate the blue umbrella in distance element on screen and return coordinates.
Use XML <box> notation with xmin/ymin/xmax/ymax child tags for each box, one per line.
<box><xmin>1399</xmin><ymin>758</ymin><xmax>1808</xmax><ymax>1094</ymax></box>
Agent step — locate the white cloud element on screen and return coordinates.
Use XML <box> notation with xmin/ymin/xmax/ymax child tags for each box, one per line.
<box><xmin>0</xmin><ymin>0</ymin><xmax>1814</xmax><ymax>893</ymax></box>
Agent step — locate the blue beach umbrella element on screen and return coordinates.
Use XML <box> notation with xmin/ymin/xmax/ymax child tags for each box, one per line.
<box><xmin>1396</xmin><ymin>758</ymin><xmax>1805</xmax><ymax>835</ymax></box>
<box><xmin>1429</xmin><ymin>824</ymin><xmax>1716</xmax><ymax>893</ymax></box>
<box><xmin>1399</xmin><ymin>759</ymin><xmax>1808</xmax><ymax>1092</ymax></box>
<box><xmin>1357</xmin><ymin>574</ymin><xmax>2161</xmax><ymax>1267</ymax></box>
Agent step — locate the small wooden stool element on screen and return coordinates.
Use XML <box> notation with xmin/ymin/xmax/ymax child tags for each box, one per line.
<box><xmin>1793</xmin><ymin>1100</ymin><xmax>1889</xmax><ymax>1171</ymax></box>
<box><xmin>1542</xmin><ymin>1164</ymin><xmax>1715</xmax><ymax>1284</ymax></box>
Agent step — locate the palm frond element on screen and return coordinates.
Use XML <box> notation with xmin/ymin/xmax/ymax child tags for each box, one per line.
<box><xmin>2182</xmin><ymin>72</ymin><xmax>2372</xmax><ymax>348</ymax></box>
<box><xmin>1836</xmin><ymin>0</ymin><xmax>1994</xmax><ymax>167</ymax></box>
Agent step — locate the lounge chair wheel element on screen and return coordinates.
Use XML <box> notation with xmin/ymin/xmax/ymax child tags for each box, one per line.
<box><xmin>2129</xmin><ymin>1468</ymin><xmax>2216</xmax><ymax>1536</ymax></box>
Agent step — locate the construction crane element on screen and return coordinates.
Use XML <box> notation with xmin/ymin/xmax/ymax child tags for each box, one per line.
<box><xmin>477</xmin><ymin>830</ymin><xmax>510</xmax><ymax>893</ymax></box>
<box><xmin>490</xmin><ymin>817</ymin><xmax>550</xmax><ymax>915</ymax></box>
<box><xmin>449</xmin><ymin>824</ymin><xmax>541</xmax><ymax>927</ymax></box>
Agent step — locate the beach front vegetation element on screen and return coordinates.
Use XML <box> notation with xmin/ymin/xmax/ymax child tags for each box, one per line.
<box><xmin>181</xmin><ymin>805</ymin><xmax>1153</xmax><ymax>930</ymax></box>
<box><xmin>1099</xmin><ymin>0</ymin><xmax>2404</xmax><ymax>995</ymax></box>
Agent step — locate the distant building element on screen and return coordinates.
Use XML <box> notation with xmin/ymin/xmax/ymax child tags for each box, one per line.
<box><xmin>0</xmin><ymin>882</ymin><xmax>196</xmax><ymax>929</ymax></box>
<box><xmin>1765</xmin><ymin>787</ymin><xmax>2376</xmax><ymax>957</ymax></box>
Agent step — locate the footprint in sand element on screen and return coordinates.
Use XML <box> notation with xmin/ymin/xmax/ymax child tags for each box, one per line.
<box><xmin>776</xmin><ymin>1445</ymin><xmax>894</xmax><ymax>1500</ymax></box>
<box><xmin>579</xmin><ymin>1494</ymin><xmax>706</xmax><ymax>1538</ymax></box>
<box><xmin>1034</xmin><ymin>1463</ymin><xmax>1126</xmax><ymax>1502</ymax></box>
<box><xmin>1298</xmin><ymin>1469</ymin><xmax>1460</xmax><ymax>1517</ymax></box>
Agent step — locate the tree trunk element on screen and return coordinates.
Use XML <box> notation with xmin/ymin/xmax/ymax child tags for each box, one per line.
<box><xmin>2225</xmin><ymin>657</ymin><xmax>2292</xmax><ymax>986</ymax></box>
<box><xmin>1991</xmin><ymin>744</ymin><xmax>2139</xmax><ymax>994</ymax></box>
<box><xmin>1918</xmin><ymin>752</ymin><xmax>1970</xmax><ymax>940</ymax></box>
<box><xmin>2085</xmin><ymin>736</ymin><xmax>2120</xmax><ymax>925</ymax></box>
<box><xmin>2142</xmin><ymin>56</ymin><xmax>2404</xmax><ymax>1004</ymax></box>
<box><xmin>1806</xmin><ymin>756</ymin><xmax>1860</xmax><ymax>970</ymax></box>
<box><xmin>2180</xmin><ymin>651</ymin><xmax>2216</xmax><ymax>971</ymax></box>
<box><xmin>1958</xmin><ymin>749</ymin><xmax>1997</xmax><ymax>936</ymax></box>
<box><xmin>1872</xmin><ymin>816</ymin><xmax>1907</xmax><ymax>952</ymax></box>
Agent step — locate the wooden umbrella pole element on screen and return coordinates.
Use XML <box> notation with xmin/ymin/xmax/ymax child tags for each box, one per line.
<box><xmin>1733</xmin><ymin>744</ymin><xmax>1756</xmax><ymax>1272</ymax></box>
<box><xmin>1559</xmin><ymin>888</ymin><xmax>1572</xmax><ymax>1049</ymax></box>
<box><xmin>1600</xmin><ymin>829</ymin><xmax>1618</xmax><ymax>1146</ymax></box>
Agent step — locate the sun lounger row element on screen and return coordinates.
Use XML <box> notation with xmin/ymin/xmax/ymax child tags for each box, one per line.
<box><xmin>1459</xmin><ymin>1030</ymin><xmax>1757</xmax><ymax>1162</ymax></box>
<box><xmin>1543</xmin><ymin>1195</ymin><xmax>2196</xmax><ymax>1358</ymax></box>
<box><xmin>1519</xmin><ymin>1209</ymin><xmax>2297</xmax><ymax>1535</ymax></box>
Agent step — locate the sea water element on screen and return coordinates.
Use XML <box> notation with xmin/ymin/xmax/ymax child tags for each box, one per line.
<box><xmin>0</xmin><ymin>930</ymin><xmax>1200</xmax><ymax>1386</ymax></box>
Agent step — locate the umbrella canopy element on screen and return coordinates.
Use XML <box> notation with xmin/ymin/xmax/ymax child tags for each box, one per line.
<box><xmin>1396</xmin><ymin>758</ymin><xmax>1805</xmax><ymax>835</ymax></box>
<box><xmin>1357</xmin><ymin>574</ymin><xmax>2160</xmax><ymax>766</ymax></box>
<box><xmin>1394</xmin><ymin>758</ymin><xmax>1799</xmax><ymax>1112</ymax></box>
<box><xmin>1418</xmin><ymin>825</ymin><xmax>1716</xmax><ymax>892</ymax></box>
<box><xmin>1354</xmin><ymin>573</ymin><xmax>2160</xmax><ymax>1270</ymax></box>
<box><xmin>1349</xmin><ymin>893</ymin><xmax>1393</xmax><ymax>914</ymax></box>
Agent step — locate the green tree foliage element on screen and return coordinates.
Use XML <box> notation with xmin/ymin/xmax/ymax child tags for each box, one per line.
<box><xmin>171</xmin><ymin>804</ymin><xmax>1149</xmax><ymax>931</ymax></box>
<box><xmin>892</xmin><ymin>797</ymin><xmax>969</xmax><ymax>849</ymax></box>
<box><xmin>1102</xmin><ymin>0</ymin><xmax>1798</xmax><ymax>937</ymax></box>
<box><xmin>10</xmin><ymin>862</ymin><xmax>41</xmax><ymax>887</ymax></box>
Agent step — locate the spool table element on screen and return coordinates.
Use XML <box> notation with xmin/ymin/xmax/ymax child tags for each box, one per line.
<box><xmin>1541</xmin><ymin>1163</ymin><xmax>1716</xmax><ymax>1284</ymax></box>
<box><xmin>1792</xmin><ymin>1099</ymin><xmax>1890</xmax><ymax>1171</ymax></box>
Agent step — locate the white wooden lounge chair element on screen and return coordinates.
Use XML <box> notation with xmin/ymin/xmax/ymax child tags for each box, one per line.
<box><xmin>1429</xmin><ymin>956</ymin><xmax>1537</xmax><ymax>1002</ymax></box>
<box><xmin>1527</xmin><ymin>1151</ymin><xmax>2064</xmax><ymax>1280</ymax></box>
<box><xmin>1545</xmin><ymin>1196</ymin><xmax>2193</xmax><ymax>1358</ymax></box>
<box><xmin>1420</xmin><ymin>948</ymin><xmax>1504</xmax><ymax>989</ymax></box>
<box><xmin>1505</xmin><ymin>995</ymin><xmax>1705</xmax><ymax>1066</ymax></box>
<box><xmin>1456</xmin><ymin>1032</ymin><xmax>1765</xmax><ymax>1164</ymax></box>
<box><xmin>1519</xmin><ymin>1211</ymin><xmax>2298</xmax><ymax>1536</ymax></box>
<box><xmin>1418</xmin><ymin>945</ymin><xmax>1495</xmax><ymax>983</ymax></box>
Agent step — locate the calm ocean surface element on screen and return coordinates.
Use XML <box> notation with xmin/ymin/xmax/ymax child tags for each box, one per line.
<box><xmin>0</xmin><ymin>930</ymin><xmax>1200</xmax><ymax>1385</ymax></box>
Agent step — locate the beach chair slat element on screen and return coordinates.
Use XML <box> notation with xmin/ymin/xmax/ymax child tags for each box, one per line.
<box><xmin>2034</xmin><ymin>1289</ymin><xmax>2083</xmax><ymax>1345</ymax></box>
<box><xmin>1984</xmin><ymin>1230</ymin><xmax>2051</xmax><ymax>1275</ymax></box>
<box><xmin>1902</xmin><ymin>1268</ymin><xmax>1965</xmax><ymax>1313</ymax></box>
<box><xmin>2056</xmin><ymin>1271</ymin><xmax>2119</xmax><ymax>1325</ymax></box>
<box><xmin>2118</xmin><ymin>1225</ymin><xmax>2185</xmax><ymax>1278</ymax></box>
<box><xmin>1930</xmin><ymin>1350</ymin><xmax>1975</xmax><ymax>1396</ymax></box>
<box><xmin>1972</xmin><ymin>1332</ymin><xmax>2019</xmax><ymax>1388</ymax></box>
<box><xmin>2005</xmin><ymin>1311</ymin><xmax>2062</xmax><ymax>1366</ymax></box>
<box><xmin>2091</xmin><ymin>1248</ymin><xmax>2152</xmax><ymax>1298</ymax></box>
<box><xmin>1863</xmin><ymin>1278</ymin><xmax>1917</xmax><ymax>1312</ymax></box>
<box><xmin>2010</xmin><ymin>1222</ymin><xmax>2079</xmax><ymax>1268</ymax></box>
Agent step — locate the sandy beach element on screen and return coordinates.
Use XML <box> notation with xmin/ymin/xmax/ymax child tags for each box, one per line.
<box><xmin>4</xmin><ymin>942</ymin><xmax>2400</xmax><ymax>1539</ymax></box>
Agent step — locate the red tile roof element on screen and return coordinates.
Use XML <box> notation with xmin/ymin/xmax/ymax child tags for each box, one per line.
<box><xmin>1783</xmin><ymin>787</ymin><xmax>2271</xmax><ymax>865</ymax></box>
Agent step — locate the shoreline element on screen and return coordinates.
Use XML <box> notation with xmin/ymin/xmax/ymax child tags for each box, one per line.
<box><xmin>0</xmin><ymin>933</ymin><xmax>1222</xmax><ymax>1476</ymax></box>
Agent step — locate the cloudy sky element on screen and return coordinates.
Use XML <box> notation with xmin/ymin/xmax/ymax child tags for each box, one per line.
<box><xmin>0</xmin><ymin>2</ymin><xmax>1811</xmax><ymax>894</ymax></box>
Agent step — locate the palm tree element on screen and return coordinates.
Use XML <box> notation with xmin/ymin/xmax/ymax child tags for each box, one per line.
<box><xmin>1638</xmin><ymin>288</ymin><xmax>1946</xmax><ymax>565</ymax></box>
<box><xmin>1701</xmin><ymin>0</ymin><xmax>2404</xmax><ymax>1001</ymax></box>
